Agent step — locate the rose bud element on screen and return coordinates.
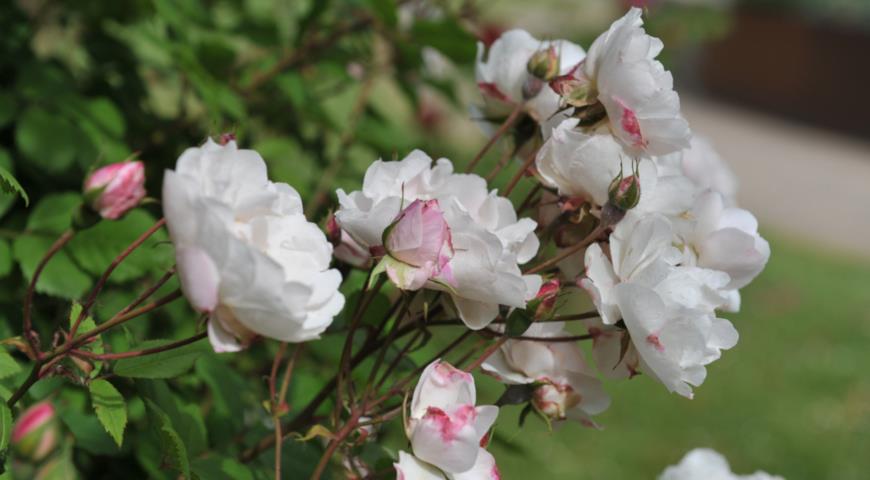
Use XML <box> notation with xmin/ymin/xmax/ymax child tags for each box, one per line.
<box><xmin>380</xmin><ymin>199</ymin><xmax>455</xmax><ymax>291</ymax></box>
<box><xmin>527</xmin><ymin>45</ymin><xmax>560</xmax><ymax>81</ymax></box>
<box><xmin>83</xmin><ymin>161</ymin><xmax>146</xmax><ymax>220</ymax></box>
<box><xmin>532</xmin><ymin>380</ymin><xmax>582</xmax><ymax>421</ymax></box>
<box><xmin>12</xmin><ymin>401</ymin><xmax>60</xmax><ymax>462</ymax></box>
<box><xmin>601</xmin><ymin>172</ymin><xmax>641</xmax><ymax>226</ymax></box>
<box><xmin>534</xmin><ymin>279</ymin><xmax>561</xmax><ymax>319</ymax></box>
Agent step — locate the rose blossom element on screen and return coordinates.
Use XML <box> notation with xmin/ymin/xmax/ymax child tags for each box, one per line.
<box><xmin>83</xmin><ymin>160</ymin><xmax>146</xmax><ymax>219</ymax></box>
<box><xmin>335</xmin><ymin>150</ymin><xmax>541</xmax><ymax>330</ymax></box>
<box><xmin>380</xmin><ymin>199</ymin><xmax>456</xmax><ymax>290</ymax></box>
<box><xmin>163</xmin><ymin>138</ymin><xmax>344</xmax><ymax>352</ymax></box>
<box><xmin>475</xmin><ymin>29</ymin><xmax>586</xmax><ymax>122</ymax></box>
<box><xmin>659</xmin><ymin>448</ymin><xmax>785</xmax><ymax>480</ymax></box>
<box><xmin>580</xmin><ymin>213</ymin><xmax>738</xmax><ymax>398</ymax></box>
<box><xmin>406</xmin><ymin>360</ymin><xmax>499</xmax><ymax>474</ymax></box>
<box><xmin>482</xmin><ymin>321</ymin><xmax>610</xmax><ymax>424</ymax></box>
<box><xmin>578</xmin><ymin>8</ymin><xmax>691</xmax><ymax>155</ymax></box>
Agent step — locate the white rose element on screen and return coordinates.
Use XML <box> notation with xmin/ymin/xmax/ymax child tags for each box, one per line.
<box><xmin>476</xmin><ymin>29</ymin><xmax>586</xmax><ymax>122</ymax></box>
<box><xmin>482</xmin><ymin>322</ymin><xmax>610</xmax><ymax>422</ymax></box>
<box><xmin>580</xmin><ymin>213</ymin><xmax>738</xmax><ymax>398</ymax></box>
<box><xmin>163</xmin><ymin>139</ymin><xmax>345</xmax><ymax>352</ymax></box>
<box><xmin>583</xmin><ymin>8</ymin><xmax>691</xmax><ymax>155</ymax></box>
<box><xmin>335</xmin><ymin>150</ymin><xmax>541</xmax><ymax>329</ymax></box>
<box><xmin>660</xmin><ymin>448</ymin><xmax>785</xmax><ymax>480</ymax></box>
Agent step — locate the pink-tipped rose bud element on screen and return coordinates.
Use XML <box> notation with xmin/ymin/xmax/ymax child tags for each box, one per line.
<box><xmin>534</xmin><ymin>279</ymin><xmax>561</xmax><ymax>318</ymax></box>
<box><xmin>83</xmin><ymin>161</ymin><xmax>146</xmax><ymax>220</ymax></box>
<box><xmin>12</xmin><ymin>401</ymin><xmax>60</xmax><ymax>462</ymax></box>
<box><xmin>527</xmin><ymin>45</ymin><xmax>560</xmax><ymax>81</ymax></box>
<box><xmin>382</xmin><ymin>199</ymin><xmax>455</xmax><ymax>290</ymax></box>
<box><xmin>532</xmin><ymin>380</ymin><xmax>582</xmax><ymax>421</ymax></box>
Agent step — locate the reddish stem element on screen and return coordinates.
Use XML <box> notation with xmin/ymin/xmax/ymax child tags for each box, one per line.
<box><xmin>70</xmin><ymin>218</ymin><xmax>166</xmax><ymax>340</ymax></box>
<box><xmin>464</xmin><ymin>337</ymin><xmax>508</xmax><ymax>372</ymax></box>
<box><xmin>70</xmin><ymin>331</ymin><xmax>206</xmax><ymax>360</ymax></box>
<box><xmin>502</xmin><ymin>149</ymin><xmax>539</xmax><ymax>197</ymax></box>
<box><xmin>23</xmin><ymin>230</ymin><xmax>75</xmax><ymax>359</ymax></box>
<box><xmin>466</xmin><ymin>103</ymin><xmax>524</xmax><ymax>174</ymax></box>
<box><xmin>524</xmin><ymin>224</ymin><xmax>607</xmax><ymax>275</ymax></box>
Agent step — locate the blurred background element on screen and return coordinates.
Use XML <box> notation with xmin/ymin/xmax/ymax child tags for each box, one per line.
<box><xmin>0</xmin><ymin>0</ymin><xmax>868</xmax><ymax>478</ymax></box>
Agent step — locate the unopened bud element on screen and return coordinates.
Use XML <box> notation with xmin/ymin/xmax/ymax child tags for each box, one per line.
<box><xmin>326</xmin><ymin>215</ymin><xmax>342</xmax><ymax>247</ymax></box>
<box><xmin>534</xmin><ymin>280</ymin><xmax>561</xmax><ymax>318</ymax></box>
<box><xmin>12</xmin><ymin>401</ymin><xmax>60</xmax><ymax>462</ymax></box>
<box><xmin>607</xmin><ymin>174</ymin><xmax>641</xmax><ymax>212</ymax></box>
<box><xmin>218</xmin><ymin>132</ymin><xmax>236</xmax><ymax>145</ymax></box>
<box><xmin>532</xmin><ymin>380</ymin><xmax>581</xmax><ymax>420</ymax></box>
<box><xmin>83</xmin><ymin>161</ymin><xmax>146</xmax><ymax>220</ymax></box>
<box><xmin>527</xmin><ymin>46</ymin><xmax>559</xmax><ymax>81</ymax></box>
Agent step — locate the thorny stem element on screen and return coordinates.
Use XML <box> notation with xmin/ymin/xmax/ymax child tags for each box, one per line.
<box><xmin>70</xmin><ymin>218</ymin><xmax>166</xmax><ymax>340</ymax></box>
<box><xmin>69</xmin><ymin>331</ymin><xmax>207</xmax><ymax>360</ymax></box>
<box><xmin>482</xmin><ymin>329</ymin><xmax>595</xmax><ymax>343</ymax></box>
<box><xmin>524</xmin><ymin>224</ymin><xmax>607</xmax><ymax>274</ymax></box>
<box><xmin>6</xmin><ymin>289</ymin><xmax>183</xmax><ymax>408</ymax></box>
<box><xmin>334</xmin><ymin>273</ymin><xmax>385</xmax><ymax>426</ymax></box>
<box><xmin>270</xmin><ymin>343</ymin><xmax>302</xmax><ymax>480</ymax></box>
<box><xmin>309</xmin><ymin>409</ymin><xmax>362</xmax><ymax>480</ymax></box>
<box><xmin>502</xmin><ymin>149</ymin><xmax>539</xmax><ymax>197</ymax></box>
<box><xmin>364</xmin><ymin>292</ymin><xmax>416</xmax><ymax>401</ymax></box>
<box><xmin>485</xmin><ymin>143</ymin><xmax>521</xmax><ymax>182</ymax></box>
<box><xmin>465</xmin><ymin>103</ymin><xmax>524</xmax><ymax>174</ymax></box>
<box><xmin>23</xmin><ymin>229</ymin><xmax>75</xmax><ymax>360</ymax></box>
<box><xmin>464</xmin><ymin>337</ymin><xmax>508</xmax><ymax>372</ymax></box>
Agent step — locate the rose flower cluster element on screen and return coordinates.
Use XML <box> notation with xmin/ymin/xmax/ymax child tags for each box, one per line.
<box><xmin>61</xmin><ymin>7</ymin><xmax>772</xmax><ymax>479</ymax></box>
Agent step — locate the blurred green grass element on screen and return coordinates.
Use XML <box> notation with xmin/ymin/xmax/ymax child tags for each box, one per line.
<box><xmin>478</xmin><ymin>236</ymin><xmax>870</xmax><ymax>479</ymax></box>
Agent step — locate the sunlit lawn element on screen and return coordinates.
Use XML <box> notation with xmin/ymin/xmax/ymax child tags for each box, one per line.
<box><xmin>479</xmin><ymin>236</ymin><xmax>870</xmax><ymax>479</ymax></box>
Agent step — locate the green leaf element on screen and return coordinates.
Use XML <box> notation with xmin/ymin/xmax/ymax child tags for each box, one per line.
<box><xmin>0</xmin><ymin>150</ymin><xmax>20</xmax><ymax>217</ymax></box>
<box><xmin>366</xmin><ymin>0</ymin><xmax>398</xmax><ymax>27</ymax></box>
<box><xmin>136</xmin><ymin>380</ymin><xmax>208</xmax><ymax>457</ymax></box>
<box><xmin>13</xmin><ymin>235</ymin><xmax>92</xmax><ymax>299</ymax></box>
<box><xmin>0</xmin><ymin>240</ymin><xmax>12</xmax><ymax>278</ymax></box>
<box><xmin>495</xmin><ymin>383</ymin><xmax>537</xmax><ymax>407</ymax></box>
<box><xmin>68</xmin><ymin>210</ymin><xmax>173</xmax><ymax>283</ymax></box>
<box><xmin>0</xmin><ymin>353</ymin><xmax>20</xmax><ymax>380</ymax></box>
<box><xmin>89</xmin><ymin>379</ymin><xmax>127</xmax><ymax>447</ymax></box>
<box><xmin>411</xmin><ymin>20</ymin><xmax>477</xmax><ymax>63</ymax></box>
<box><xmin>59</xmin><ymin>409</ymin><xmax>122</xmax><ymax>456</ymax></box>
<box><xmin>145</xmin><ymin>399</ymin><xmax>190</xmax><ymax>479</ymax></box>
<box><xmin>15</xmin><ymin>107</ymin><xmax>79</xmax><ymax>174</ymax></box>
<box><xmin>69</xmin><ymin>302</ymin><xmax>103</xmax><ymax>356</ymax></box>
<box><xmin>26</xmin><ymin>192</ymin><xmax>82</xmax><ymax>234</ymax></box>
<box><xmin>0</xmin><ymin>166</ymin><xmax>28</xmax><ymax>208</ymax></box>
<box><xmin>0</xmin><ymin>403</ymin><xmax>11</xmax><ymax>474</ymax></box>
<box><xmin>0</xmin><ymin>92</ymin><xmax>15</xmax><ymax>128</ymax></box>
<box><xmin>191</xmin><ymin>457</ymin><xmax>254</xmax><ymax>480</ymax></box>
<box><xmin>504</xmin><ymin>308</ymin><xmax>534</xmax><ymax>337</ymax></box>
<box><xmin>113</xmin><ymin>339</ymin><xmax>209</xmax><ymax>379</ymax></box>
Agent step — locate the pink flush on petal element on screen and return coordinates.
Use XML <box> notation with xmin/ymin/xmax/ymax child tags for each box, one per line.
<box><xmin>433</xmin><ymin>360</ymin><xmax>472</xmax><ymax>386</ymax></box>
<box><xmin>478</xmin><ymin>82</ymin><xmax>513</xmax><ymax>104</ymax></box>
<box><xmin>423</xmin><ymin>404</ymin><xmax>478</xmax><ymax>443</ymax></box>
<box><xmin>385</xmin><ymin>199</ymin><xmax>455</xmax><ymax>287</ymax></box>
<box><xmin>491</xmin><ymin>465</ymin><xmax>502</xmax><ymax>480</ymax></box>
<box><xmin>646</xmin><ymin>333</ymin><xmax>665</xmax><ymax>352</ymax></box>
<box><xmin>612</xmin><ymin>96</ymin><xmax>647</xmax><ymax>149</ymax></box>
